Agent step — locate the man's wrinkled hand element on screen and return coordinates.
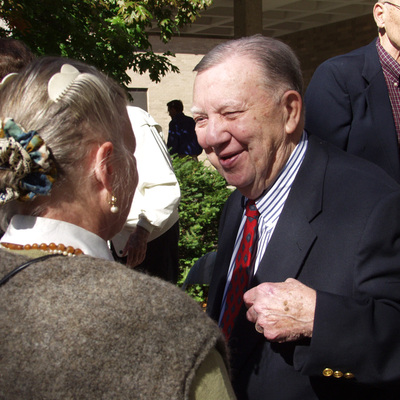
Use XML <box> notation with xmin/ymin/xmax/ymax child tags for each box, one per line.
<box><xmin>244</xmin><ymin>278</ymin><xmax>316</xmax><ymax>342</ymax></box>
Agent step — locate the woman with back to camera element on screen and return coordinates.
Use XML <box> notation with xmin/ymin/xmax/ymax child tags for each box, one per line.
<box><xmin>0</xmin><ymin>56</ymin><xmax>235</xmax><ymax>399</ymax></box>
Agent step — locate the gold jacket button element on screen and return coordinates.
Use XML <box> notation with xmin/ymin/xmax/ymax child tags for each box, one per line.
<box><xmin>344</xmin><ymin>372</ymin><xmax>355</xmax><ymax>379</ymax></box>
<box><xmin>333</xmin><ymin>370</ymin><xmax>343</xmax><ymax>378</ymax></box>
<box><xmin>323</xmin><ymin>368</ymin><xmax>333</xmax><ymax>377</ymax></box>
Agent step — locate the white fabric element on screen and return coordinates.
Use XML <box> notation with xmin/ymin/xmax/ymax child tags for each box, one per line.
<box><xmin>1</xmin><ymin>215</ymin><xmax>113</xmax><ymax>260</ymax></box>
<box><xmin>111</xmin><ymin>106</ymin><xmax>180</xmax><ymax>255</ymax></box>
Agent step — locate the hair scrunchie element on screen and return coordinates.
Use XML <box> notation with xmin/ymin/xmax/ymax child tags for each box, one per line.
<box><xmin>0</xmin><ymin>118</ymin><xmax>57</xmax><ymax>204</ymax></box>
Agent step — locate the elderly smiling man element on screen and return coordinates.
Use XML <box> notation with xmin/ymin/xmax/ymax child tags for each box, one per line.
<box><xmin>191</xmin><ymin>34</ymin><xmax>400</xmax><ymax>400</ymax></box>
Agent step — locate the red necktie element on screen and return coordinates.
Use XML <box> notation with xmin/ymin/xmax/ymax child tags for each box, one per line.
<box><xmin>220</xmin><ymin>200</ymin><xmax>260</xmax><ymax>340</ymax></box>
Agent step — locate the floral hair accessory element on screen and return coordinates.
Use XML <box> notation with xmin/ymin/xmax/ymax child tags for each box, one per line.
<box><xmin>0</xmin><ymin>118</ymin><xmax>57</xmax><ymax>204</ymax></box>
<box><xmin>48</xmin><ymin>64</ymin><xmax>81</xmax><ymax>102</ymax></box>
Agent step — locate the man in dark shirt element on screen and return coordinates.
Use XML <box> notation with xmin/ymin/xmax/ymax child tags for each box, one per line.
<box><xmin>167</xmin><ymin>99</ymin><xmax>203</xmax><ymax>159</ymax></box>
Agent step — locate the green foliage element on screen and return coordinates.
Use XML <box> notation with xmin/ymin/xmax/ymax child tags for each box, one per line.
<box><xmin>0</xmin><ymin>0</ymin><xmax>212</xmax><ymax>87</ymax></box>
<box><xmin>172</xmin><ymin>155</ymin><xmax>232</xmax><ymax>303</ymax></box>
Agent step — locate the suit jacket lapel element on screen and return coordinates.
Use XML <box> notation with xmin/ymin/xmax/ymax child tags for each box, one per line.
<box><xmin>253</xmin><ymin>205</ymin><xmax>317</xmax><ymax>284</ymax></box>
<box><xmin>207</xmin><ymin>190</ymin><xmax>243</xmax><ymax>321</ymax></box>
<box><xmin>253</xmin><ymin>136</ymin><xmax>324</xmax><ymax>285</ymax></box>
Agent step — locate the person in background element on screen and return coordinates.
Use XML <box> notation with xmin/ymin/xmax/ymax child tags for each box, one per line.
<box><xmin>0</xmin><ymin>56</ymin><xmax>235</xmax><ymax>399</ymax></box>
<box><xmin>111</xmin><ymin>105</ymin><xmax>181</xmax><ymax>283</ymax></box>
<box><xmin>305</xmin><ymin>1</ymin><xmax>400</xmax><ymax>182</ymax></box>
<box><xmin>167</xmin><ymin>99</ymin><xmax>203</xmax><ymax>159</ymax></box>
<box><xmin>192</xmin><ymin>34</ymin><xmax>400</xmax><ymax>399</ymax></box>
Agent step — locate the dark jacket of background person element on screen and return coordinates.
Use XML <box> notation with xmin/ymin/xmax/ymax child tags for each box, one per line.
<box><xmin>305</xmin><ymin>39</ymin><xmax>400</xmax><ymax>182</ymax></box>
<box><xmin>0</xmin><ymin>250</ymin><xmax>228</xmax><ymax>399</ymax></box>
<box><xmin>207</xmin><ymin>136</ymin><xmax>400</xmax><ymax>399</ymax></box>
<box><xmin>167</xmin><ymin>112</ymin><xmax>203</xmax><ymax>157</ymax></box>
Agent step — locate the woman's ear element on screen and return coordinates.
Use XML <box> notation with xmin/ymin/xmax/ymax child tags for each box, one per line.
<box><xmin>282</xmin><ymin>90</ymin><xmax>303</xmax><ymax>135</ymax></box>
<box><xmin>94</xmin><ymin>141</ymin><xmax>114</xmax><ymax>192</ymax></box>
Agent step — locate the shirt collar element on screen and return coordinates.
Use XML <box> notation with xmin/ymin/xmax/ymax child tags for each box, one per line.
<box><xmin>248</xmin><ymin>130</ymin><xmax>308</xmax><ymax>215</ymax></box>
<box><xmin>377</xmin><ymin>38</ymin><xmax>400</xmax><ymax>81</ymax></box>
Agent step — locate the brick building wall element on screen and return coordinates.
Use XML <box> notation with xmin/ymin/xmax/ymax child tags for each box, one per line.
<box><xmin>282</xmin><ymin>13</ymin><xmax>378</xmax><ymax>87</ymax></box>
<box><xmin>127</xmin><ymin>36</ymin><xmax>225</xmax><ymax>139</ymax></box>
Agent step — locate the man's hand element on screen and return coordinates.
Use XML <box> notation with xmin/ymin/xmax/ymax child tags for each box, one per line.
<box><xmin>244</xmin><ymin>278</ymin><xmax>316</xmax><ymax>342</ymax></box>
<box><xmin>123</xmin><ymin>226</ymin><xmax>150</xmax><ymax>268</ymax></box>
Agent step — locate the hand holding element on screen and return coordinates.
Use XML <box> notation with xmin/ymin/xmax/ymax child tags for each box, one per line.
<box><xmin>244</xmin><ymin>278</ymin><xmax>316</xmax><ymax>342</ymax></box>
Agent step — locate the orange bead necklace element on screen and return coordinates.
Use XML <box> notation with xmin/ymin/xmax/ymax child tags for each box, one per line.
<box><xmin>1</xmin><ymin>242</ymin><xmax>84</xmax><ymax>256</ymax></box>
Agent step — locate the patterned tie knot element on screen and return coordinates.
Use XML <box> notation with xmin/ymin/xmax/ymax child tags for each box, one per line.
<box><xmin>246</xmin><ymin>200</ymin><xmax>260</xmax><ymax>220</ymax></box>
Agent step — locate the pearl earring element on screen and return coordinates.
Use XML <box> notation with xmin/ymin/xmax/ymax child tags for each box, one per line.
<box><xmin>109</xmin><ymin>195</ymin><xmax>119</xmax><ymax>214</ymax></box>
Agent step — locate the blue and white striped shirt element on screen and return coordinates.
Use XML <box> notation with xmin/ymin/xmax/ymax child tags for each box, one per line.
<box><xmin>219</xmin><ymin>132</ymin><xmax>308</xmax><ymax>323</ymax></box>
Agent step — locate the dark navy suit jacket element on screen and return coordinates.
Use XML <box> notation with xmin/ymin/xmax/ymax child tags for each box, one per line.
<box><xmin>207</xmin><ymin>137</ymin><xmax>400</xmax><ymax>399</ymax></box>
<box><xmin>305</xmin><ymin>39</ymin><xmax>400</xmax><ymax>182</ymax></box>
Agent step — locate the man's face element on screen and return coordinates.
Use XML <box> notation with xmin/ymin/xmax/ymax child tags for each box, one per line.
<box><xmin>192</xmin><ymin>56</ymin><xmax>294</xmax><ymax>200</ymax></box>
<box><xmin>168</xmin><ymin>106</ymin><xmax>177</xmax><ymax>118</ymax></box>
<box><xmin>384</xmin><ymin>2</ymin><xmax>400</xmax><ymax>49</ymax></box>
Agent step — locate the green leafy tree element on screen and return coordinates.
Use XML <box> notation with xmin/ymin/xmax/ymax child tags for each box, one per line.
<box><xmin>0</xmin><ymin>0</ymin><xmax>212</xmax><ymax>85</ymax></box>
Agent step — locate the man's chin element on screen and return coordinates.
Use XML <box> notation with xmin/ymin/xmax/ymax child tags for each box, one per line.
<box><xmin>223</xmin><ymin>173</ymin><xmax>247</xmax><ymax>191</ymax></box>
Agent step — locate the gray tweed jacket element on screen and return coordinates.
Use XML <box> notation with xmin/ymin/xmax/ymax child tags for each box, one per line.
<box><xmin>0</xmin><ymin>250</ymin><xmax>227</xmax><ymax>399</ymax></box>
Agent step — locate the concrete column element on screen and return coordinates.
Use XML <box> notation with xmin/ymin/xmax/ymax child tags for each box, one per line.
<box><xmin>234</xmin><ymin>0</ymin><xmax>263</xmax><ymax>38</ymax></box>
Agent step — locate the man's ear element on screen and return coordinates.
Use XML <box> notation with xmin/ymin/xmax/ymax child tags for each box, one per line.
<box><xmin>282</xmin><ymin>90</ymin><xmax>303</xmax><ymax>135</ymax></box>
<box><xmin>94</xmin><ymin>141</ymin><xmax>114</xmax><ymax>192</ymax></box>
<box><xmin>373</xmin><ymin>2</ymin><xmax>385</xmax><ymax>29</ymax></box>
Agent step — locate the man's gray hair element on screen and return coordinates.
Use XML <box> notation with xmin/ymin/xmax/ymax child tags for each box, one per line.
<box><xmin>194</xmin><ymin>34</ymin><xmax>304</xmax><ymax>100</ymax></box>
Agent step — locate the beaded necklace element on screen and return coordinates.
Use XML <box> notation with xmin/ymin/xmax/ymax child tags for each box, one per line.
<box><xmin>1</xmin><ymin>242</ymin><xmax>84</xmax><ymax>257</ymax></box>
